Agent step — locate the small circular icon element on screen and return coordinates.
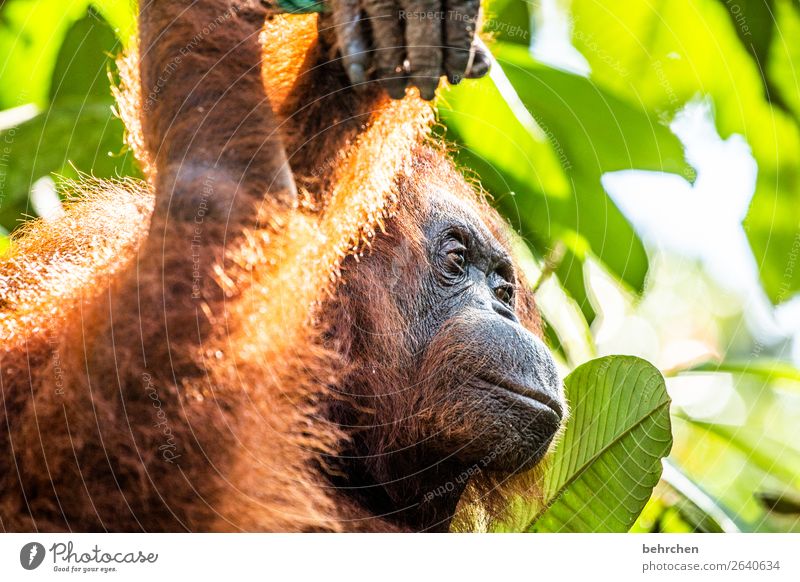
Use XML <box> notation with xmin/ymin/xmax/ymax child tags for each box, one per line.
<box><xmin>20</xmin><ymin>542</ymin><xmax>46</xmax><ymax>570</ymax></box>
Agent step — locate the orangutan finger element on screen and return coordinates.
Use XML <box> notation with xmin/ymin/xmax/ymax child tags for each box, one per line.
<box><xmin>362</xmin><ymin>0</ymin><xmax>407</xmax><ymax>98</ymax></box>
<box><xmin>399</xmin><ymin>0</ymin><xmax>442</xmax><ymax>100</ymax></box>
<box><xmin>331</xmin><ymin>0</ymin><xmax>371</xmax><ymax>87</ymax></box>
<box><xmin>443</xmin><ymin>0</ymin><xmax>480</xmax><ymax>84</ymax></box>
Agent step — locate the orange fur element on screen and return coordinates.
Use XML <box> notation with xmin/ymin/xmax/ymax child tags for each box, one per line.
<box><xmin>0</xmin><ymin>8</ymin><xmax>544</xmax><ymax>532</ymax></box>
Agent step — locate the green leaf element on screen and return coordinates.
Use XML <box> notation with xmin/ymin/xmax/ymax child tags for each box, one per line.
<box><xmin>659</xmin><ymin>459</ymin><xmax>743</xmax><ymax>532</ymax></box>
<box><xmin>0</xmin><ymin>103</ymin><xmax>137</xmax><ymax>230</ymax></box>
<box><xmin>439</xmin><ymin>72</ymin><xmax>572</xmax><ymax>209</ymax></box>
<box><xmin>0</xmin><ymin>0</ymin><xmax>133</xmax><ymax>110</ymax></box>
<box><xmin>724</xmin><ymin>0</ymin><xmax>776</xmax><ymax>66</ymax></box>
<box><xmin>690</xmin><ymin>358</ymin><xmax>800</xmax><ymax>384</ymax></box>
<box><xmin>554</xmin><ymin>243</ymin><xmax>596</xmax><ymax>324</ymax></box>
<box><xmin>569</xmin><ymin>0</ymin><xmax>800</xmax><ymax>303</ymax></box>
<box><xmin>678</xmin><ymin>417</ymin><xmax>800</xmax><ymax>490</ymax></box>
<box><xmin>49</xmin><ymin>6</ymin><xmax>120</xmax><ymax>105</ymax></box>
<box><xmin>490</xmin><ymin>42</ymin><xmax>695</xmax><ymax>293</ymax></box>
<box><xmin>494</xmin><ymin>42</ymin><xmax>693</xmax><ymax>178</ymax></box>
<box><xmin>441</xmin><ymin>42</ymin><xmax>686</xmax><ymax>302</ymax></box>
<box><xmin>715</xmin><ymin>0</ymin><xmax>791</xmax><ymax>112</ymax></box>
<box><xmin>669</xmin><ymin>414</ymin><xmax>799</xmax><ymax>531</ymax></box>
<box><xmin>0</xmin><ymin>6</ymin><xmax>136</xmax><ymax>230</ymax></box>
<box><xmin>744</xmin><ymin>169</ymin><xmax>800</xmax><ymax>303</ymax></box>
<box><xmin>483</xmin><ymin>0</ymin><xmax>532</xmax><ymax>46</ymax></box>
<box><xmin>0</xmin><ymin>0</ymin><xmax>90</xmax><ymax>108</ymax></box>
<box><xmin>493</xmin><ymin>42</ymin><xmax>689</xmax><ymax>286</ymax></box>
<box><xmin>524</xmin><ymin>356</ymin><xmax>672</xmax><ymax>532</ymax></box>
<box><xmin>542</xmin><ymin>315</ymin><xmax>567</xmax><ymax>363</ymax></box>
<box><xmin>768</xmin><ymin>0</ymin><xmax>800</xmax><ymax>119</ymax></box>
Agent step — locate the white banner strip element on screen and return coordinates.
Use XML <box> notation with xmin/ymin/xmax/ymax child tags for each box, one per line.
<box><xmin>1</xmin><ymin>533</ymin><xmax>798</xmax><ymax>581</ymax></box>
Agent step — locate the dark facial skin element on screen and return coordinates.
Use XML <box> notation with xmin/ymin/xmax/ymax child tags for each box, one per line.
<box><xmin>330</xmin><ymin>192</ymin><xmax>564</xmax><ymax>532</ymax></box>
<box><xmin>413</xmin><ymin>194</ymin><xmax>564</xmax><ymax>470</ymax></box>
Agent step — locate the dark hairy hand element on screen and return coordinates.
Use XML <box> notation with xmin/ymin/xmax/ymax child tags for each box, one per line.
<box><xmin>330</xmin><ymin>0</ymin><xmax>491</xmax><ymax>100</ymax></box>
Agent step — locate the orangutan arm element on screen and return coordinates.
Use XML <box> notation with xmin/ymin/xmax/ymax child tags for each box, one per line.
<box><xmin>138</xmin><ymin>0</ymin><xmax>296</xmax><ymax>226</ymax></box>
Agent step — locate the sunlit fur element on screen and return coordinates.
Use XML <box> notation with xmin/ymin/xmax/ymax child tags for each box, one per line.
<box><xmin>0</xmin><ymin>11</ymin><xmax>549</xmax><ymax>532</ymax></box>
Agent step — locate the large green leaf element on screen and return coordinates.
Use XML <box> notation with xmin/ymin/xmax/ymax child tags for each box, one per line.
<box><xmin>0</xmin><ymin>103</ymin><xmax>135</xmax><ymax>229</ymax></box>
<box><xmin>522</xmin><ymin>356</ymin><xmax>672</xmax><ymax>532</ymax></box>
<box><xmin>439</xmin><ymin>70</ymin><xmax>572</xmax><ymax>212</ymax></box>
<box><xmin>716</xmin><ymin>0</ymin><xmax>787</xmax><ymax>110</ymax></box>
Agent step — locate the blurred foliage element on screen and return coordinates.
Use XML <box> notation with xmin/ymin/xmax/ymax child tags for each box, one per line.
<box><xmin>568</xmin><ymin>0</ymin><xmax>800</xmax><ymax>305</ymax></box>
<box><xmin>0</xmin><ymin>1</ymin><xmax>136</xmax><ymax>229</ymax></box>
<box><xmin>0</xmin><ymin>0</ymin><xmax>798</xmax><ymax>532</ymax></box>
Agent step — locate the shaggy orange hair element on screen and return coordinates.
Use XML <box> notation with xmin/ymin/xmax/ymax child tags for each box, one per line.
<box><xmin>0</xmin><ymin>6</ymin><xmax>542</xmax><ymax>531</ymax></box>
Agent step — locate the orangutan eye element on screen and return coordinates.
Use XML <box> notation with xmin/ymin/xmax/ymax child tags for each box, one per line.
<box><xmin>494</xmin><ymin>281</ymin><xmax>514</xmax><ymax>304</ymax></box>
<box><xmin>446</xmin><ymin>246</ymin><xmax>467</xmax><ymax>273</ymax></box>
<box><xmin>437</xmin><ymin>228</ymin><xmax>472</xmax><ymax>283</ymax></box>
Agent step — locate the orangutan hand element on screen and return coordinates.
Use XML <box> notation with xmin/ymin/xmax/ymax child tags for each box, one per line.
<box><xmin>330</xmin><ymin>0</ymin><xmax>491</xmax><ymax>100</ymax></box>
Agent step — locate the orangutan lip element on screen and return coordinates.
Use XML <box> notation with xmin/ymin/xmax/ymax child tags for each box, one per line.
<box><xmin>479</xmin><ymin>377</ymin><xmax>564</xmax><ymax>419</ymax></box>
